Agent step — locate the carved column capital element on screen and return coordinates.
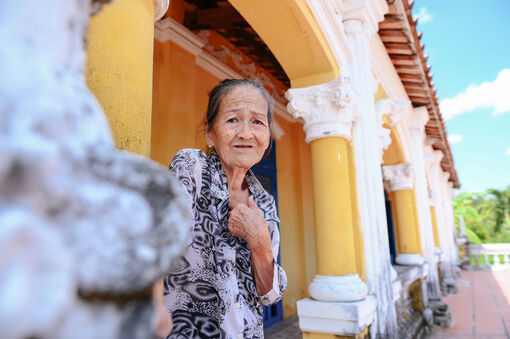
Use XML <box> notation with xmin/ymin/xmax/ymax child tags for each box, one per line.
<box><xmin>425</xmin><ymin>151</ymin><xmax>443</xmax><ymax>170</ymax></box>
<box><xmin>376</xmin><ymin>98</ymin><xmax>411</xmax><ymax>127</ymax></box>
<box><xmin>382</xmin><ymin>162</ymin><xmax>415</xmax><ymax>191</ymax></box>
<box><xmin>408</xmin><ymin>106</ymin><xmax>429</xmax><ymax>138</ymax></box>
<box><xmin>375</xmin><ymin>99</ymin><xmax>411</xmax><ymax>163</ymax></box>
<box><xmin>285</xmin><ymin>77</ymin><xmax>358</xmax><ymax>143</ymax></box>
<box><xmin>153</xmin><ymin>0</ymin><xmax>169</xmax><ymax>21</ymax></box>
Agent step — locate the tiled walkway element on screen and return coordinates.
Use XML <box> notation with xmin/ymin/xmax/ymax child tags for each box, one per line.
<box><xmin>265</xmin><ymin>270</ymin><xmax>510</xmax><ymax>339</ymax></box>
<box><xmin>264</xmin><ymin>315</ymin><xmax>301</xmax><ymax>339</ymax></box>
<box><xmin>429</xmin><ymin>270</ymin><xmax>510</xmax><ymax>339</ymax></box>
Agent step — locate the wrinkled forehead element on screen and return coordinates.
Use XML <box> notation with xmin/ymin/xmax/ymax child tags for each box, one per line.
<box><xmin>219</xmin><ymin>85</ymin><xmax>269</xmax><ymax>114</ymax></box>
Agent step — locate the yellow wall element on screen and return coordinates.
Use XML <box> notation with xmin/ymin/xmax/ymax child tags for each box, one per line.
<box><xmin>151</xmin><ymin>39</ymin><xmax>218</xmax><ymax>163</ymax></box>
<box><xmin>152</xmin><ymin>39</ymin><xmax>314</xmax><ymax>319</ymax></box>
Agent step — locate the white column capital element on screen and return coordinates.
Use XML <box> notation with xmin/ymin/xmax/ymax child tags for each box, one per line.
<box><xmin>285</xmin><ymin>77</ymin><xmax>358</xmax><ymax>143</ymax></box>
<box><xmin>153</xmin><ymin>0</ymin><xmax>169</xmax><ymax>21</ymax></box>
<box><xmin>343</xmin><ymin>17</ymin><xmax>367</xmax><ymax>36</ymax></box>
<box><xmin>376</xmin><ymin>99</ymin><xmax>412</xmax><ymax>126</ymax></box>
<box><xmin>341</xmin><ymin>0</ymin><xmax>388</xmax><ymax>36</ymax></box>
<box><xmin>382</xmin><ymin>162</ymin><xmax>414</xmax><ymax>191</ymax></box>
<box><xmin>408</xmin><ymin>106</ymin><xmax>429</xmax><ymax>137</ymax></box>
<box><xmin>425</xmin><ymin>151</ymin><xmax>443</xmax><ymax>169</ymax></box>
<box><xmin>308</xmin><ymin>274</ymin><xmax>368</xmax><ymax>302</ymax></box>
<box><xmin>440</xmin><ymin>171</ymin><xmax>450</xmax><ymax>182</ymax></box>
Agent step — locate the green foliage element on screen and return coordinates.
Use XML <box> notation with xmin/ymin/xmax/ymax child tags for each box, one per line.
<box><xmin>465</xmin><ymin>228</ymin><xmax>482</xmax><ymax>244</ymax></box>
<box><xmin>453</xmin><ymin>185</ymin><xmax>510</xmax><ymax>243</ymax></box>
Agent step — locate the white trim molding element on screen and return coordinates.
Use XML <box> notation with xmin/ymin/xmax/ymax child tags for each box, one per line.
<box><xmin>154</xmin><ymin>17</ymin><xmax>204</xmax><ymax>55</ymax></box>
<box><xmin>382</xmin><ymin>162</ymin><xmax>414</xmax><ymax>191</ymax></box>
<box><xmin>285</xmin><ymin>76</ymin><xmax>358</xmax><ymax>143</ymax></box>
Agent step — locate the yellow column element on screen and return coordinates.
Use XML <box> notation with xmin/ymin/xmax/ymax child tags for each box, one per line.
<box><xmin>311</xmin><ymin>137</ymin><xmax>357</xmax><ymax>276</ymax></box>
<box><xmin>286</xmin><ymin>77</ymin><xmax>367</xmax><ymax>313</ymax></box>
<box><xmin>392</xmin><ymin>189</ymin><xmax>422</xmax><ymax>255</ymax></box>
<box><xmin>382</xmin><ymin>163</ymin><xmax>424</xmax><ymax>265</ymax></box>
<box><xmin>430</xmin><ymin>206</ymin><xmax>440</xmax><ymax>248</ymax></box>
<box><xmin>86</xmin><ymin>0</ymin><xmax>160</xmax><ymax>156</ymax></box>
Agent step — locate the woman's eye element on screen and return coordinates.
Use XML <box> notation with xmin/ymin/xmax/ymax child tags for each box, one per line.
<box><xmin>253</xmin><ymin>119</ymin><xmax>264</xmax><ymax>125</ymax></box>
<box><xmin>227</xmin><ymin>118</ymin><xmax>238</xmax><ymax>123</ymax></box>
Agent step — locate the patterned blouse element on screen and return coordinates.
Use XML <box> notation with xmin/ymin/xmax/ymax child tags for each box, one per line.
<box><xmin>164</xmin><ymin>149</ymin><xmax>287</xmax><ymax>339</ymax></box>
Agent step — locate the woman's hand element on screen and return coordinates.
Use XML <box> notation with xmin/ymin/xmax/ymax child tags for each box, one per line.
<box><xmin>228</xmin><ymin>196</ymin><xmax>274</xmax><ymax>296</ymax></box>
<box><xmin>228</xmin><ymin>196</ymin><xmax>270</xmax><ymax>248</ymax></box>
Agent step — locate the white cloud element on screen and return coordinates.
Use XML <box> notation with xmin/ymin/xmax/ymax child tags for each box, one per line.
<box><xmin>440</xmin><ymin>68</ymin><xmax>510</xmax><ymax>120</ymax></box>
<box><xmin>506</xmin><ymin>147</ymin><xmax>510</xmax><ymax>156</ymax></box>
<box><xmin>448</xmin><ymin>134</ymin><xmax>463</xmax><ymax>144</ymax></box>
<box><xmin>414</xmin><ymin>7</ymin><xmax>433</xmax><ymax>24</ymax></box>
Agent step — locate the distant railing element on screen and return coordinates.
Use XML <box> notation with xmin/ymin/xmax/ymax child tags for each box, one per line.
<box><xmin>468</xmin><ymin>244</ymin><xmax>510</xmax><ymax>270</ymax></box>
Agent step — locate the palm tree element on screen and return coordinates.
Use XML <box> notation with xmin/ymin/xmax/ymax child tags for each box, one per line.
<box><xmin>485</xmin><ymin>185</ymin><xmax>510</xmax><ymax>236</ymax></box>
<box><xmin>453</xmin><ymin>192</ymin><xmax>490</xmax><ymax>241</ymax></box>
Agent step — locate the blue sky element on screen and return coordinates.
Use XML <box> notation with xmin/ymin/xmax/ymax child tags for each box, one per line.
<box><xmin>414</xmin><ymin>0</ymin><xmax>510</xmax><ymax>193</ymax></box>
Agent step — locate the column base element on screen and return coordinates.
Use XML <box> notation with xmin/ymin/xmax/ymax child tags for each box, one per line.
<box><xmin>308</xmin><ymin>274</ymin><xmax>368</xmax><ymax>302</ymax></box>
<box><xmin>396</xmin><ymin>253</ymin><xmax>424</xmax><ymax>266</ymax></box>
<box><xmin>297</xmin><ymin>296</ymin><xmax>376</xmax><ymax>336</ymax></box>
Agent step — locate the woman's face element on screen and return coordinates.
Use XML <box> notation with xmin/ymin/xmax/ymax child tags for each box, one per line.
<box><xmin>206</xmin><ymin>85</ymin><xmax>271</xmax><ymax>172</ymax></box>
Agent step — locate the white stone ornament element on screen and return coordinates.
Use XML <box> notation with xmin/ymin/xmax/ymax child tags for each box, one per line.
<box><xmin>153</xmin><ymin>0</ymin><xmax>169</xmax><ymax>21</ymax></box>
<box><xmin>382</xmin><ymin>162</ymin><xmax>415</xmax><ymax>191</ymax></box>
<box><xmin>0</xmin><ymin>0</ymin><xmax>190</xmax><ymax>338</ymax></box>
<box><xmin>308</xmin><ymin>274</ymin><xmax>368</xmax><ymax>302</ymax></box>
<box><xmin>285</xmin><ymin>77</ymin><xmax>358</xmax><ymax>143</ymax></box>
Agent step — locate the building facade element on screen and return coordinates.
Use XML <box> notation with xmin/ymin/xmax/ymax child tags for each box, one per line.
<box><xmin>85</xmin><ymin>0</ymin><xmax>461</xmax><ymax>337</ymax></box>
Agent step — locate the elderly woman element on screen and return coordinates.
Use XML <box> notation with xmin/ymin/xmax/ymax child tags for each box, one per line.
<box><xmin>164</xmin><ymin>79</ymin><xmax>287</xmax><ymax>338</ymax></box>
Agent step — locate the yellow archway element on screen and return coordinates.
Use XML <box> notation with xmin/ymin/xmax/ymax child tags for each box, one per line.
<box><xmin>229</xmin><ymin>0</ymin><xmax>339</xmax><ymax>88</ymax></box>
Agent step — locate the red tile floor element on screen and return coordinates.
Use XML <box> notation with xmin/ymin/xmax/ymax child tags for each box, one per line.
<box><xmin>429</xmin><ymin>270</ymin><xmax>510</xmax><ymax>339</ymax></box>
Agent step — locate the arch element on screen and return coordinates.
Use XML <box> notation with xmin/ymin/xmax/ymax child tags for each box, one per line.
<box><xmin>382</xmin><ymin>121</ymin><xmax>407</xmax><ymax>165</ymax></box>
<box><xmin>228</xmin><ymin>0</ymin><xmax>339</xmax><ymax>88</ymax></box>
<box><xmin>375</xmin><ymin>98</ymin><xmax>411</xmax><ymax>165</ymax></box>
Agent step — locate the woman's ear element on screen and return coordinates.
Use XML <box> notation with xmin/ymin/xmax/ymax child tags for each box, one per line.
<box><xmin>204</xmin><ymin>123</ymin><xmax>213</xmax><ymax>148</ymax></box>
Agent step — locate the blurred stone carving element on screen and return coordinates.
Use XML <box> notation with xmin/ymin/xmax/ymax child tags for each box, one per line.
<box><xmin>0</xmin><ymin>1</ymin><xmax>190</xmax><ymax>338</ymax></box>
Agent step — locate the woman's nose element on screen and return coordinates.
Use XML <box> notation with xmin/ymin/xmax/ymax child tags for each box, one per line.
<box><xmin>237</xmin><ymin>121</ymin><xmax>253</xmax><ymax>139</ymax></box>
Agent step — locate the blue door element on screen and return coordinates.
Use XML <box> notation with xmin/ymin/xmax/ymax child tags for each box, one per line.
<box><xmin>251</xmin><ymin>140</ymin><xmax>283</xmax><ymax>328</ymax></box>
<box><xmin>384</xmin><ymin>190</ymin><xmax>398</xmax><ymax>265</ymax></box>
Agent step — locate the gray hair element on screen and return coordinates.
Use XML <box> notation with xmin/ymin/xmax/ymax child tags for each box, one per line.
<box><xmin>205</xmin><ymin>79</ymin><xmax>274</xmax><ymax>130</ymax></box>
